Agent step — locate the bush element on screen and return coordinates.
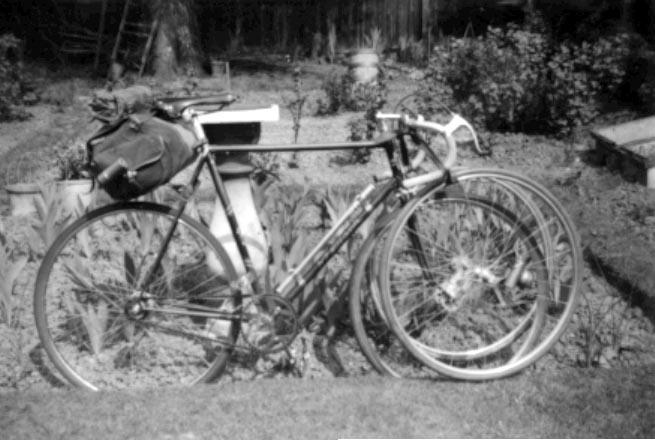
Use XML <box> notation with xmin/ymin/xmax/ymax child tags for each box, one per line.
<box><xmin>398</xmin><ymin>36</ymin><xmax>426</xmax><ymax>66</ymax></box>
<box><xmin>342</xmin><ymin>72</ymin><xmax>388</xmax><ymax>164</ymax></box>
<box><xmin>421</xmin><ymin>25</ymin><xmax>640</xmax><ymax>136</ymax></box>
<box><xmin>0</xmin><ymin>34</ymin><xmax>30</xmax><ymax>122</ymax></box>
<box><xmin>316</xmin><ymin>70</ymin><xmax>386</xmax><ymax>115</ymax></box>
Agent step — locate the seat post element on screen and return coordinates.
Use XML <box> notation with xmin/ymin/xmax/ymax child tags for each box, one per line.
<box><xmin>187</xmin><ymin>110</ymin><xmax>209</xmax><ymax>145</ymax></box>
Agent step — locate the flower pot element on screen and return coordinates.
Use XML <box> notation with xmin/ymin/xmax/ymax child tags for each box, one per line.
<box><xmin>55</xmin><ymin>179</ymin><xmax>95</xmax><ymax>215</ymax></box>
<box><xmin>5</xmin><ymin>182</ymin><xmax>41</xmax><ymax>216</ymax></box>
<box><xmin>349</xmin><ymin>49</ymin><xmax>379</xmax><ymax>84</ymax></box>
<box><xmin>208</xmin><ymin>175</ymin><xmax>268</xmax><ymax>277</ymax></box>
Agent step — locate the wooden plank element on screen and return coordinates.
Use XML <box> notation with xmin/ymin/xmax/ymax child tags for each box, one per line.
<box><xmin>94</xmin><ymin>0</ymin><xmax>108</xmax><ymax>72</ymax></box>
<box><xmin>138</xmin><ymin>17</ymin><xmax>158</xmax><ymax>77</ymax></box>
<box><xmin>399</xmin><ymin>0</ymin><xmax>407</xmax><ymax>42</ymax></box>
<box><xmin>592</xmin><ymin>116</ymin><xmax>655</xmax><ymax>148</ymax></box>
<box><xmin>409</xmin><ymin>0</ymin><xmax>416</xmax><ymax>40</ymax></box>
<box><xmin>422</xmin><ymin>0</ymin><xmax>431</xmax><ymax>58</ymax></box>
<box><xmin>109</xmin><ymin>0</ymin><xmax>131</xmax><ymax>69</ymax></box>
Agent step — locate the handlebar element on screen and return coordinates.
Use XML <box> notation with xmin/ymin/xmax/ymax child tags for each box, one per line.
<box><xmin>97</xmin><ymin>158</ymin><xmax>128</xmax><ymax>186</ymax></box>
<box><xmin>376</xmin><ymin>111</ymin><xmax>487</xmax><ymax>171</ymax></box>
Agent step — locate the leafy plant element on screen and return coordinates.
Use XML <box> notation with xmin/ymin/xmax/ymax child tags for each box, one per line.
<box><xmin>0</xmin><ymin>34</ymin><xmax>31</xmax><ymax>122</ymax></box>
<box><xmin>25</xmin><ymin>184</ymin><xmax>72</xmax><ymax>259</ymax></box>
<box><xmin>0</xmin><ymin>228</ymin><xmax>29</xmax><ymax>388</ymax></box>
<box><xmin>40</xmin><ymin>80</ymin><xmax>78</xmax><ymax>111</ymax></box>
<box><xmin>62</xmin><ymin>257</ymin><xmax>111</xmax><ymax>356</ymax></box>
<box><xmin>341</xmin><ymin>72</ymin><xmax>388</xmax><ymax>164</ymax></box>
<box><xmin>364</xmin><ymin>27</ymin><xmax>385</xmax><ymax>55</ymax></box>
<box><xmin>0</xmin><ymin>231</ymin><xmax>27</xmax><ymax>328</ymax></box>
<box><xmin>251</xmin><ymin>152</ymin><xmax>281</xmax><ymax>186</ymax></box>
<box><xmin>571</xmin><ymin>286</ymin><xmax>652</xmax><ymax>369</ymax></box>
<box><xmin>258</xmin><ymin>186</ymin><xmax>314</xmax><ymax>297</ymax></box>
<box><xmin>421</xmin><ymin>24</ymin><xmax>639</xmax><ymax>136</ymax></box>
<box><xmin>316</xmin><ymin>70</ymin><xmax>387</xmax><ymax>116</ymax></box>
<box><xmin>398</xmin><ymin>36</ymin><xmax>425</xmax><ymax>65</ymax></box>
<box><xmin>283</xmin><ymin>67</ymin><xmax>308</xmax><ymax>167</ymax></box>
<box><xmin>55</xmin><ymin>143</ymin><xmax>88</xmax><ymax>180</ymax></box>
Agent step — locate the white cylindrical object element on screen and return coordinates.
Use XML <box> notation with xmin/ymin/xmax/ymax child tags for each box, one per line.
<box><xmin>207</xmin><ymin>177</ymin><xmax>268</xmax><ymax>276</ymax></box>
<box><xmin>350</xmin><ymin>49</ymin><xmax>379</xmax><ymax>84</ymax></box>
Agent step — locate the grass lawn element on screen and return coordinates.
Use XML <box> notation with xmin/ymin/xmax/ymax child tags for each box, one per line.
<box><xmin>2</xmin><ymin>366</ymin><xmax>654</xmax><ymax>439</ymax></box>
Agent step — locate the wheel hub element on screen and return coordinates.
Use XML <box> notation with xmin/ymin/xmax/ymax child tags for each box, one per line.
<box><xmin>124</xmin><ymin>292</ymin><xmax>152</xmax><ymax>320</ymax></box>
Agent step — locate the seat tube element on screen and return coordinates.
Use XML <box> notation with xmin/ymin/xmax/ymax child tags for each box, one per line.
<box><xmin>206</xmin><ymin>154</ymin><xmax>259</xmax><ymax>292</ymax></box>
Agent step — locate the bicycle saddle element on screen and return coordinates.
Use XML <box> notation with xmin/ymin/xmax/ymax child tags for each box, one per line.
<box><xmin>156</xmin><ymin>92</ymin><xmax>237</xmax><ymax>116</ymax></box>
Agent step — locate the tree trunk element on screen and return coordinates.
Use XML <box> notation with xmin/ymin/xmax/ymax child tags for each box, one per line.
<box><xmin>149</xmin><ymin>0</ymin><xmax>202</xmax><ymax>78</ymax></box>
<box><xmin>152</xmin><ymin>18</ymin><xmax>176</xmax><ymax>79</ymax></box>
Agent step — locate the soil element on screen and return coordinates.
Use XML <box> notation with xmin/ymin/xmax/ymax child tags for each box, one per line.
<box><xmin>1</xmin><ymin>66</ymin><xmax>654</xmax><ymax>394</ymax></box>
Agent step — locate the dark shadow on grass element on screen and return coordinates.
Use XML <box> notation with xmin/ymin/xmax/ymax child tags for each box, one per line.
<box><xmin>584</xmin><ymin>247</ymin><xmax>655</xmax><ymax>325</ymax></box>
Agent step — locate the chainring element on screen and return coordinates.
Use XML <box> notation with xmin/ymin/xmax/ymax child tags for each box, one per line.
<box><xmin>240</xmin><ymin>294</ymin><xmax>300</xmax><ymax>354</ymax></box>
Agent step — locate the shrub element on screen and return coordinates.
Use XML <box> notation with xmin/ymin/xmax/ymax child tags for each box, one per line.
<box><xmin>0</xmin><ymin>34</ymin><xmax>30</xmax><ymax>122</ymax></box>
<box><xmin>55</xmin><ymin>143</ymin><xmax>88</xmax><ymax>180</ymax></box>
<box><xmin>342</xmin><ymin>72</ymin><xmax>388</xmax><ymax>164</ymax></box>
<box><xmin>422</xmin><ymin>25</ymin><xmax>639</xmax><ymax>136</ymax></box>
<box><xmin>316</xmin><ymin>70</ymin><xmax>386</xmax><ymax>115</ymax></box>
<box><xmin>398</xmin><ymin>36</ymin><xmax>426</xmax><ymax>66</ymax></box>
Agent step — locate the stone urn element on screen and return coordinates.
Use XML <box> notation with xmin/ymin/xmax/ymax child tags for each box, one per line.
<box><xmin>349</xmin><ymin>48</ymin><xmax>379</xmax><ymax>84</ymax></box>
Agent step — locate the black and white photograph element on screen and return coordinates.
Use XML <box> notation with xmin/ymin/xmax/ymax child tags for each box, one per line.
<box><xmin>1</xmin><ymin>0</ymin><xmax>654</xmax><ymax>438</ymax></box>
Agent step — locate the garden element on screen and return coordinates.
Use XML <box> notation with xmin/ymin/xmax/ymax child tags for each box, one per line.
<box><xmin>1</xmin><ymin>4</ymin><xmax>655</xmax><ymax>437</ymax></box>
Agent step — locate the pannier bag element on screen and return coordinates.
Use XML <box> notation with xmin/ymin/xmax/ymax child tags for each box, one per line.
<box><xmin>87</xmin><ymin>113</ymin><xmax>197</xmax><ymax>200</ymax></box>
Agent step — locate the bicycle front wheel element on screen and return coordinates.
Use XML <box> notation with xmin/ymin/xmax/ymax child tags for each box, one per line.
<box><xmin>379</xmin><ymin>194</ymin><xmax>550</xmax><ymax>380</ymax></box>
<box><xmin>34</xmin><ymin>202</ymin><xmax>241</xmax><ymax>391</ymax></box>
<box><xmin>448</xmin><ymin>168</ymin><xmax>583</xmax><ymax>371</ymax></box>
<box><xmin>349</xmin><ymin>224</ymin><xmax>440</xmax><ymax>379</ymax></box>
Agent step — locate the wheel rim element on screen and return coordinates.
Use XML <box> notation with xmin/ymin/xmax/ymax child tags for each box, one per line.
<box><xmin>35</xmin><ymin>204</ymin><xmax>239</xmax><ymax>390</ymax></box>
<box><xmin>450</xmin><ymin>169</ymin><xmax>583</xmax><ymax>369</ymax></box>
<box><xmin>383</xmin><ymin>196</ymin><xmax>548</xmax><ymax>369</ymax></box>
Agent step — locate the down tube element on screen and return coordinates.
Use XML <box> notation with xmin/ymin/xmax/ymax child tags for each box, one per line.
<box><xmin>276</xmin><ymin>180</ymin><xmax>397</xmax><ymax>305</ymax></box>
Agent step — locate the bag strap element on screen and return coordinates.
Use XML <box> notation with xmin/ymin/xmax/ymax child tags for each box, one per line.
<box><xmin>86</xmin><ymin>115</ymin><xmax>129</xmax><ymax>148</ymax></box>
<box><xmin>126</xmin><ymin>112</ymin><xmax>155</xmax><ymax>132</ymax></box>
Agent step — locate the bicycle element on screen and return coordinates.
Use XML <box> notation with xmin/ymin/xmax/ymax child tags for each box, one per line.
<box><xmin>346</xmin><ymin>97</ymin><xmax>582</xmax><ymax>380</ymax></box>
<box><xmin>33</xmin><ymin>95</ymin><xmax>581</xmax><ymax>390</ymax></box>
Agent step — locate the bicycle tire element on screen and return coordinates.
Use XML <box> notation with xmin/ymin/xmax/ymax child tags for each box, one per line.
<box><xmin>379</xmin><ymin>193</ymin><xmax>551</xmax><ymax>380</ymax></box>
<box><xmin>350</xmin><ymin>193</ymin><xmax>545</xmax><ymax>377</ymax></box>
<box><xmin>379</xmin><ymin>168</ymin><xmax>582</xmax><ymax>380</ymax></box>
<box><xmin>34</xmin><ymin>202</ymin><xmax>241</xmax><ymax>390</ymax></box>
<box><xmin>349</xmin><ymin>223</ymin><xmax>441</xmax><ymax>378</ymax></box>
<box><xmin>447</xmin><ymin>168</ymin><xmax>583</xmax><ymax>365</ymax></box>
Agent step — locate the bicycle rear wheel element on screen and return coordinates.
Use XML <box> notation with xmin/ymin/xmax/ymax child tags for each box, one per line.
<box><xmin>379</xmin><ymin>193</ymin><xmax>550</xmax><ymax>380</ymax></box>
<box><xmin>34</xmin><ymin>202</ymin><xmax>241</xmax><ymax>390</ymax></box>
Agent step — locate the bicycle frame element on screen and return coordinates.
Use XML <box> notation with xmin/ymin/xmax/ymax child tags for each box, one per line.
<box><xmin>141</xmin><ymin>110</ymin><xmax>447</xmax><ymax>327</ymax></box>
